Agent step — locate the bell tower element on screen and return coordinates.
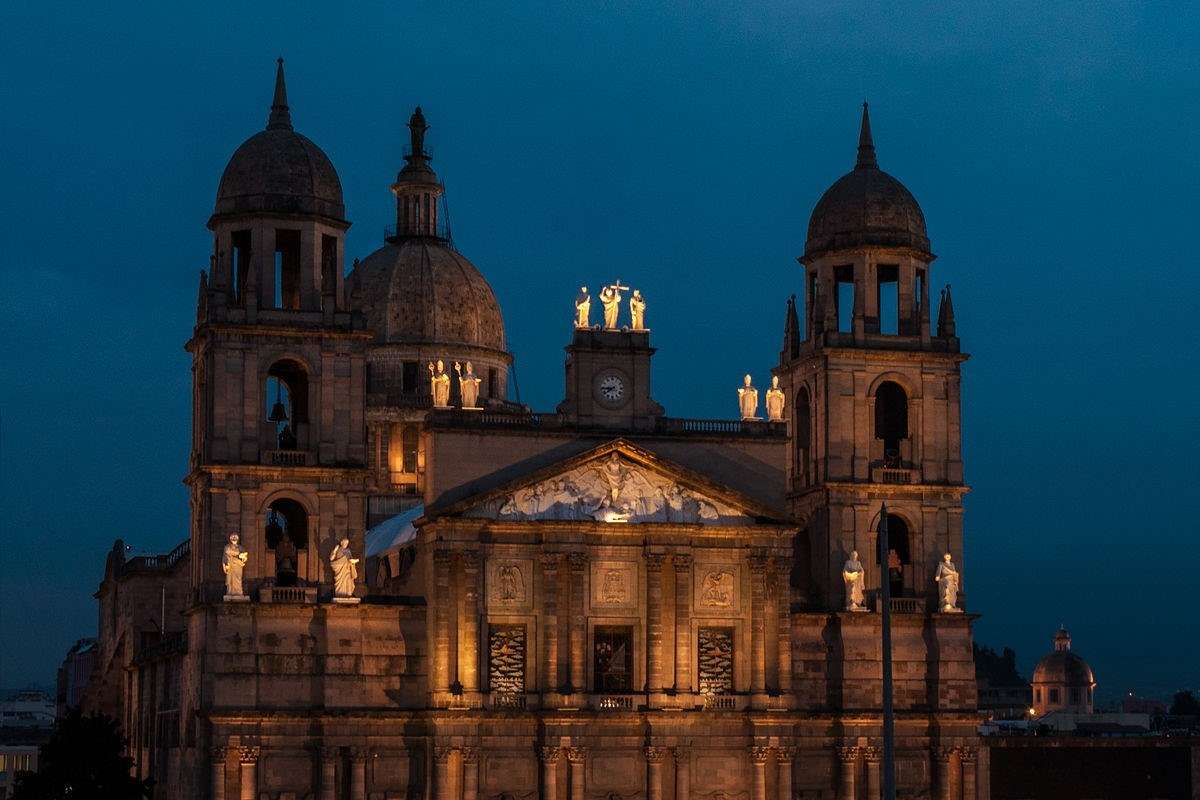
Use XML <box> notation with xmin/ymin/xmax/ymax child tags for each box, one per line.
<box><xmin>777</xmin><ymin>104</ymin><xmax>968</xmax><ymax>611</ymax></box>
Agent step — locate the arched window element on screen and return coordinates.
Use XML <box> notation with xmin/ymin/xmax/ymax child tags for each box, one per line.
<box><xmin>874</xmin><ymin>381</ymin><xmax>908</xmax><ymax>464</ymax></box>
<box><xmin>794</xmin><ymin>387</ymin><xmax>811</xmax><ymax>486</ymax></box>
<box><xmin>265</xmin><ymin>498</ymin><xmax>308</xmax><ymax>586</ymax></box>
<box><xmin>875</xmin><ymin>513</ymin><xmax>910</xmax><ymax>597</ymax></box>
<box><xmin>266</xmin><ymin>360</ymin><xmax>309</xmax><ymax>450</ymax></box>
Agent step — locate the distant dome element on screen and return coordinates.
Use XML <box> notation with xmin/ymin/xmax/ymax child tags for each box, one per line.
<box><xmin>211</xmin><ymin>60</ymin><xmax>346</xmax><ymax>224</ymax></box>
<box><xmin>804</xmin><ymin>104</ymin><xmax>930</xmax><ymax>261</ymax></box>
<box><xmin>1033</xmin><ymin>628</ymin><xmax>1095</xmax><ymax>689</ymax></box>
<box><xmin>351</xmin><ymin>239</ymin><xmax>507</xmax><ymax>353</ymax></box>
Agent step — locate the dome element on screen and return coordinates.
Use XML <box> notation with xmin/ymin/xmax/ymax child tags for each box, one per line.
<box><xmin>350</xmin><ymin>238</ymin><xmax>507</xmax><ymax>353</ymax></box>
<box><xmin>1032</xmin><ymin>628</ymin><xmax>1095</xmax><ymax>688</ymax></box>
<box><xmin>211</xmin><ymin>60</ymin><xmax>346</xmax><ymax>224</ymax></box>
<box><xmin>804</xmin><ymin>104</ymin><xmax>930</xmax><ymax>261</ymax></box>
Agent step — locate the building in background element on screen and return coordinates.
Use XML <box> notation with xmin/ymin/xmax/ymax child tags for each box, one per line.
<box><xmin>56</xmin><ymin>638</ymin><xmax>97</xmax><ymax>717</ymax></box>
<box><xmin>1031</xmin><ymin>627</ymin><xmax>1095</xmax><ymax>717</ymax></box>
<box><xmin>0</xmin><ymin>691</ymin><xmax>54</xmax><ymax>800</ymax></box>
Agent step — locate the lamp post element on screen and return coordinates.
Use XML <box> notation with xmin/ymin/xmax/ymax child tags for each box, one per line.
<box><xmin>875</xmin><ymin>501</ymin><xmax>896</xmax><ymax>800</ymax></box>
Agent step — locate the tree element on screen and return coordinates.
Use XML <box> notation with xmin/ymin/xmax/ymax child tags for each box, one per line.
<box><xmin>11</xmin><ymin>709</ymin><xmax>152</xmax><ymax>800</ymax></box>
<box><xmin>1169</xmin><ymin>690</ymin><xmax>1200</xmax><ymax>716</ymax></box>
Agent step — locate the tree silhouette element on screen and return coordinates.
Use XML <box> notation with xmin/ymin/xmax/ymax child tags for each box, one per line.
<box><xmin>1169</xmin><ymin>690</ymin><xmax>1200</xmax><ymax>716</ymax></box>
<box><xmin>11</xmin><ymin>709</ymin><xmax>152</xmax><ymax>800</ymax></box>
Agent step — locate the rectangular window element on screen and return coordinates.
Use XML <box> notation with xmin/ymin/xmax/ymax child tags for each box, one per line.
<box><xmin>697</xmin><ymin>627</ymin><xmax>734</xmax><ymax>695</ymax></box>
<box><xmin>835</xmin><ymin>265</ymin><xmax>854</xmax><ymax>333</ymax></box>
<box><xmin>877</xmin><ymin>264</ymin><xmax>899</xmax><ymax>335</ymax></box>
<box><xmin>593</xmin><ymin>626</ymin><xmax>633</xmax><ymax>692</ymax></box>
<box><xmin>320</xmin><ymin>234</ymin><xmax>338</xmax><ymax>302</ymax></box>
<box><xmin>488</xmin><ymin>624</ymin><xmax>526</xmax><ymax>694</ymax></box>
<box><xmin>401</xmin><ymin>424</ymin><xmax>418</xmax><ymax>473</ymax></box>
<box><xmin>402</xmin><ymin>361</ymin><xmax>420</xmax><ymax>395</ymax></box>
<box><xmin>915</xmin><ymin>268</ymin><xmax>926</xmax><ymax>325</ymax></box>
<box><xmin>274</xmin><ymin>229</ymin><xmax>301</xmax><ymax>310</ymax></box>
<box><xmin>1049</xmin><ymin>688</ymin><xmax>1060</xmax><ymax>704</ymax></box>
<box><xmin>230</xmin><ymin>230</ymin><xmax>251</xmax><ymax>304</ymax></box>
<box><xmin>488</xmin><ymin>368</ymin><xmax>498</xmax><ymax>400</ymax></box>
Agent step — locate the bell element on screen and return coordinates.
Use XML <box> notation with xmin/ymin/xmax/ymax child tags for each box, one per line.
<box><xmin>268</xmin><ymin>400</ymin><xmax>289</xmax><ymax>422</ymax></box>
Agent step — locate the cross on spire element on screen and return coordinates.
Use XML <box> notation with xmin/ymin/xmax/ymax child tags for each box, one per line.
<box><xmin>267</xmin><ymin>57</ymin><xmax>292</xmax><ymax>131</ymax></box>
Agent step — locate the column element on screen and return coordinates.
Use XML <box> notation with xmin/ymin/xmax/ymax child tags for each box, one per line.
<box><xmin>959</xmin><ymin>746</ymin><xmax>977</xmax><ymax>800</ymax></box>
<box><xmin>238</xmin><ymin>746</ymin><xmax>259</xmax><ymax>800</ymax></box>
<box><xmin>645</xmin><ymin>747</ymin><xmax>668</xmax><ymax>800</ymax></box>
<box><xmin>749</xmin><ymin>551</ymin><xmax>769</xmax><ymax>694</ymax></box>
<box><xmin>749</xmin><ymin>747</ymin><xmax>770</xmax><ymax>800</ymax></box>
<box><xmin>775</xmin><ymin>556</ymin><xmax>793</xmax><ymax>694</ymax></box>
<box><xmin>210</xmin><ymin>746</ymin><xmax>227</xmax><ymax>800</ymax></box>
<box><xmin>646</xmin><ymin>553</ymin><xmax>665</xmax><ymax>693</ymax></box>
<box><xmin>434</xmin><ymin>747</ymin><xmax>453</xmax><ymax>800</ymax></box>
<box><xmin>567</xmin><ymin>747</ymin><xmax>587</xmax><ymax>800</ymax></box>
<box><xmin>540</xmin><ymin>554</ymin><xmax>560</xmax><ymax>692</ymax></box>
<box><xmin>935</xmin><ymin>746</ymin><xmax>954</xmax><ymax>800</ymax></box>
<box><xmin>433</xmin><ymin>550</ymin><xmax>453</xmax><ymax>693</ymax></box>
<box><xmin>836</xmin><ymin>745</ymin><xmax>857</xmax><ymax>800</ymax></box>
<box><xmin>775</xmin><ymin>746</ymin><xmax>795</xmax><ymax>800</ymax></box>
<box><xmin>540</xmin><ymin>747</ymin><xmax>560</xmax><ymax>800</ymax></box>
<box><xmin>672</xmin><ymin>554</ymin><xmax>693</xmax><ymax>694</ymax></box>
<box><xmin>462</xmin><ymin>748</ymin><xmax>480</xmax><ymax>800</ymax></box>
<box><xmin>350</xmin><ymin>748</ymin><xmax>367</xmax><ymax>800</ymax></box>
<box><xmin>461</xmin><ymin>550</ymin><xmax>482</xmax><ymax>693</ymax></box>
<box><xmin>568</xmin><ymin>553</ymin><xmax>588</xmax><ymax>693</ymax></box>
<box><xmin>319</xmin><ymin>747</ymin><xmax>338</xmax><ymax>800</ymax></box>
<box><xmin>864</xmin><ymin>746</ymin><xmax>881</xmax><ymax>800</ymax></box>
<box><xmin>673</xmin><ymin>747</ymin><xmax>690</xmax><ymax>800</ymax></box>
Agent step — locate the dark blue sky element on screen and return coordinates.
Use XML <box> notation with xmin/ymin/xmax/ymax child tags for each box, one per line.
<box><xmin>2</xmin><ymin>2</ymin><xmax>1198</xmax><ymax>699</ymax></box>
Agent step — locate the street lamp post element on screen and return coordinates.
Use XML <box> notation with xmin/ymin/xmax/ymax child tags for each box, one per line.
<box><xmin>877</xmin><ymin>501</ymin><xmax>896</xmax><ymax>800</ymax></box>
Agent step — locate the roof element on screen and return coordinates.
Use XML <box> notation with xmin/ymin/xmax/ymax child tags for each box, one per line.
<box><xmin>1032</xmin><ymin>650</ymin><xmax>1096</xmax><ymax>688</ymax></box>
<box><xmin>365</xmin><ymin>504</ymin><xmax>422</xmax><ymax>558</ymax></box>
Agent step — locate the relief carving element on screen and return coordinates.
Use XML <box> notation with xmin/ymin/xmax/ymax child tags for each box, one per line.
<box><xmin>700</xmin><ymin>570</ymin><xmax>735</xmax><ymax>608</ymax></box>
<box><xmin>488</xmin><ymin>561</ymin><xmax>530</xmax><ymax>605</ymax></box>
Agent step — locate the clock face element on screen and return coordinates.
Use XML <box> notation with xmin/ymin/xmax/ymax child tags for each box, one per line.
<box><xmin>595</xmin><ymin>372</ymin><xmax>627</xmax><ymax>407</ymax></box>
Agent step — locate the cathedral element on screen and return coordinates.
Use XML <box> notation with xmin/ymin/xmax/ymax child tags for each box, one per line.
<box><xmin>82</xmin><ymin>61</ymin><xmax>980</xmax><ymax>800</ymax></box>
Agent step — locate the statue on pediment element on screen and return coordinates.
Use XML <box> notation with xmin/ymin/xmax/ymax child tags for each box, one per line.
<box><xmin>222</xmin><ymin>533</ymin><xmax>248</xmax><ymax>598</ymax></box>
<box><xmin>935</xmin><ymin>553</ymin><xmax>961</xmax><ymax>612</ymax></box>
<box><xmin>738</xmin><ymin>374</ymin><xmax>759</xmax><ymax>420</ymax></box>
<box><xmin>575</xmin><ymin>286</ymin><xmax>591</xmax><ymax>329</ymax></box>
<box><xmin>428</xmin><ymin>360</ymin><xmax>451</xmax><ymax>408</ymax></box>
<box><xmin>765</xmin><ymin>375</ymin><xmax>785</xmax><ymax>422</ymax></box>
<box><xmin>842</xmin><ymin>550</ymin><xmax>865</xmax><ymax>611</ymax></box>
<box><xmin>455</xmin><ymin>361</ymin><xmax>482</xmax><ymax>409</ymax></box>
<box><xmin>629</xmin><ymin>290</ymin><xmax>647</xmax><ymax>330</ymax></box>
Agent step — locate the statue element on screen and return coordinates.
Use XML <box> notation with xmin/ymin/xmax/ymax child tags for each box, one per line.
<box><xmin>765</xmin><ymin>375</ymin><xmax>785</xmax><ymax>421</ymax></box>
<box><xmin>428</xmin><ymin>359</ymin><xmax>451</xmax><ymax>408</ymax></box>
<box><xmin>599</xmin><ymin>280</ymin><xmax>628</xmax><ymax>330</ymax></box>
<box><xmin>934</xmin><ymin>552</ymin><xmax>961</xmax><ymax>612</ymax></box>
<box><xmin>575</xmin><ymin>286</ymin><xmax>591</xmax><ymax>329</ymax></box>
<box><xmin>737</xmin><ymin>374</ymin><xmax>759</xmax><ymax>420</ymax></box>
<box><xmin>629</xmin><ymin>290</ymin><xmax>647</xmax><ymax>330</ymax></box>
<box><xmin>455</xmin><ymin>361</ymin><xmax>482</xmax><ymax>409</ymax></box>
<box><xmin>842</xmin><ymin>550</ymin><xmax>865</xmax><ymax>611</ymax></box>
<box><xmin>329</xmin><ymin>537</ymin><xmax>360</xmax><ymax>598</ymax></box>
<box><xmin>222</xmin><ymin>533</ymin><xmax>248</xmax><ymax>598</ymax></box>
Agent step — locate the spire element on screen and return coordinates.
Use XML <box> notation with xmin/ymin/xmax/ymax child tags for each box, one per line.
<box><xmin>408</xmin><ymin>106</ymin><xmax>429</xmax><ymax>159</ymax></box>
<box><xmin>267</xmin><ymin>58</ymin><xmax>292</xmax><ymax>131</ymax></box>
<box><xmin>937</xmin><ymin>284</ymin><xmax>957</xmax><ymax>338</ymax></box>
<box><xmin>855</xmin><ymin>101</ymin><xmax>877</xmax><ymax>170</ymax></box>
<box><xmin>781</xmin><ymin>294</ymin><xmax>800</xmax><ymax>362</ymax></box>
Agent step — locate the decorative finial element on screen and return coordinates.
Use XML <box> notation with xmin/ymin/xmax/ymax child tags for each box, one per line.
<box><xmin>267</xmin><ymin>58</ymin><xmax>292</xmax><ymax>131</ymax></box>
<box><xmin>855</xmin><ymin>101</ymin><xmax>877</xmax><ymax>170</ymax></box>
<box><xmin>408</xmin><ymin>106</ymin><xmax>429</xmax><ymax>158</ymax></box>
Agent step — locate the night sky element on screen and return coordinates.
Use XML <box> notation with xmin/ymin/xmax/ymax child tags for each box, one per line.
<box><xmin>2</xmin><ymin>2</ymin><xmax>1198</xmax><ymax>700</ymax></box>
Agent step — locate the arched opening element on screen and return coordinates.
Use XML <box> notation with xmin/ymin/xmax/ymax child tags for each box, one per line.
<box><xmin>265</xmin><ymin>498</ymin><xmax>308</xmax><ymax>586</ymax></box>
<box><xmin>794</xmin><ymin>387</ymin><xmax>811</xmax><ymax>487</ymax></box>
<box><xmin>875</xmin><ymin>513</ymin><xmax>911</xmax><ymax>597</ymax></box>
<box><xmin>874</xmin><ymin>381</ymin><xmax>908</xmax><ymax>465</ymax></box>
<box><xmin>265</xmin><ymin>360</ymin><xmax>308</xmax><ymax>451</ymax></box>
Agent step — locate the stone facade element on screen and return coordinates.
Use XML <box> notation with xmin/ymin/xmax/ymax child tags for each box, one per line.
<box><xmin>83</xmin><ymin>70</ymin><xmax>982</xmax><ymax>800</ymax></box>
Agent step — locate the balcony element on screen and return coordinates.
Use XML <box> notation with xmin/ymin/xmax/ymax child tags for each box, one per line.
<box><xmin>488</xmin><ymin>692</ymin><xmax>528</xmax><ymax>710</ymax></box>
<box><xmin>265</xmin><ymin>449</ymin><xmax>310</xmax><ymax>467</ymax></box>
<box><xmin>870</xmin><ymin>460</ymin><xmax>919</xmax><ymax>484</ymax></box>
<box><xmin>259</xmin><ymin>585</ymin><xmax>318</xmax><ymax>604</ymax></box>
<box><xmin>874</xmin><ymin>596</ymin><xmax>926</xmax><ymax>614</ymax></box>
<box><xmin>591</xmin><ymin>694</ymin><xmax>638</xmax><ymax>711</ymax></box>
<box><xmin>702</xmin><ymin>694</ymin><xmax>739</xmax><ymax>711</ymax></box>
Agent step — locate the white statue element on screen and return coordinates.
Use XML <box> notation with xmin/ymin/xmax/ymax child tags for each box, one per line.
<box><xmin>765</xmin><ymin>375</ymin><xmax>785</xmax><ymax>422</ymax></box>
<box><xmin>575</xmin><ymin>286</ymin><xmax>591</xmax><ymax>329</ymax></box>
<box><xmin>455</xmin><ymin>360</ymin><xmax>482</xmax><ymax>409</ymax></box>
<box><xmin>329</xmin><ymin>537</ymin><xmax>360</xmax><ymax>598</ymax></box>
<box><xmin>934</xmin><ymin>552</ymin><xmax>961</xmax><ymax>612</ymax></box>
<box><xmin>428</xmin><ymin>359</ymin><xmax>451</xmax><ymax>408</ymax></box>
<box><xmin>599</xmin><ymin>280</ymin><xmax>628</xmax><ymax>330</ymax></box>
<box><xmin>629</xmin><ymin>290</ymin><xmax>647</xmax><ymax>331</ymax></box>
<box><xmin>842</xmin><ymin>550</ymin><xmax>865</xmax><ymax>611</ymax></box>
<box><xmin>737</xmin><ymin>374</ymin><xmax>759</xmax><ymax>420</ymax></box>
<box><xmin>222</xmin><ymin>533</ymin><xmax>248</xmax><ymax>598</ymax></box>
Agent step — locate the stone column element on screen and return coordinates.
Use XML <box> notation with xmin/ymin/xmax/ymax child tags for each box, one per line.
<box><xmin>319</xmin><ymin>747</ymin><xmax>338</xmax><ymax>800</ymax></box>
<box><xmin>567</xmin><ymin>747</ymin><xmax>587</xmax><ymax>800</ymax></box>
<box><xmin>864</xmin><ymin>746</ymin><xmax>881</xmax><ymax>800</ymax></box>
<box><xmin>959</xmin><ymin>746</ymin><xmax>977</xmax><ymax>800</ymax></box>
<box><xmin>350</xmin><ymin>748</ymin><xmax>367</xmax><ymax>800</ymax></box>
<box><xmin>540</xmin><ymin>554</ymin><xmax>560</xmax><ymax>692</ymax></box>
<box><xmin>836</xmin><ymin>745</ymin><xmax>857</xmax><ymax>800</ymax></box>
<box><xmin>568</xmin><ymin>553</ymin><xmax>588</xmax><ymax>693</ymax></box>
<box><xmin>210</xmin><ymin>746</ymin><xmax>227</xmax><ymax>800</ymax></box>
<box><xmin>645</xmin><ymin>747</ymin><xmax>668</xmax><ymax>800</ymax></box>
<box><xmin>775</xmin><ymin>556</ymin><xmax>793</xmax><ymax>694</ymax></box>
<box><xmin>646</xmin><ymin>553</ymin><xmax>665</xmax><ymax>693</ymax></box>
<box><xmin>749</xmin><ymin>746</ymin><xmax>770</xmax><ymax>800</ymax></box>
<box><xmin>673</xmin><ymin>746</ymin><xmax>690</xmax><ymax>800</ymax></box>
<box><xmin>461</xmin><ymin>550</ymin><xmax>482</xmax><ymax>693</ymax></box>
<box><xmin>434</xmin><ymin>747</ymin><xmax>454</xmax><ymax>800</ymax></box>
<box><xmin>775</xmin><ymin>746</ymin><xmax>795</xmax><ymax>800</ymax></box>
<box><xmin>433</xmin><ymin>550</ymin><xmax>453</xmax><ymax>693</ymax></box>
<box><xmin>238</xmin><ymin>746</ymin><xmax>259</xmax><ymax>800</ymax></box>
<box><xmin>540</xmin><ymin>746</ymin><xmax>560</xmax><ymax>800</ymax></box>
<box><xmin>672</xmin><ymin>554</ymin><xmax>693</xmax><ymax>694</ymax></box>
<box><xmin>935</xmin><ymin>746</ymin><xmax>955</xmax><ymax>800</ymax></box>
<box><xmin>462</xmin><ymin>748</ymin><xmax>480</xmax><ymax>800</ymax></box>
<box><xmin>749</xmin><ymin>551</ymin><xmax>770</xmax><ymax>694</ymax></box>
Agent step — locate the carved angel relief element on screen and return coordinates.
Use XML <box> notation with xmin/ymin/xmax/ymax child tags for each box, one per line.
<box><xmin>700</xmin><ymin>571</ymin><xmax>735</xmax><ymax>608</ymax></box>
<box><xmin>475</xmin><ymin>454</ymin><xmax>748</xmax><ymax>524</ymax></box>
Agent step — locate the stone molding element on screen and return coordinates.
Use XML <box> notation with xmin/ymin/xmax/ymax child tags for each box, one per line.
<box><xmin>565</xmin><ymin>747</ymin><xmax>588</xmax><ymax>764</ymax></box>
<box><xmin>836</xmin><ymin>745</ymin><xmax>859</xmax><ymax>764</ymax></box>
<box><xmin>672</xmin><ymin>553</ymin><xmax>694</xmax><ymax>570</ymax></box>
<box><xmin>238</xmin><ymin>745</ymin><xmax>260</xmax><ymax>764</ymax></box>
<box><xmin>644</xmin><ymin>746</ymin><xmax>669</xmax><ymax>764</ymax></box>
<box><xmin>748</xmin><ymin>746</ymin><xmax>772</xmax><ymax>765</ymax></box>
<box><xmin>539</xmin><ymin>746</ymin><xmax>561</xmax><ymax>763</ymax></box>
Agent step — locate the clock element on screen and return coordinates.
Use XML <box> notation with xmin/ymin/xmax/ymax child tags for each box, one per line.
<box><xmin>594</xmin><ymin>370</ymin><xmax>628</xmax><ymax>408</ymax></box>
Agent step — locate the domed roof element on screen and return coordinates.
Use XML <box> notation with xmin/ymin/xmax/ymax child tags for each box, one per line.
<box><xmin>1032</xmin><ymin>628</ymin><xmax>1095</xmax><ymax>687</ymax></box>
<box><xmin>351</xmin><ymin>238</ymin><xmax>508</xmax><ymax>353</ymax></box>
<box><xmin>804</xmin><ymin>104</ymin><xmax>930</xmax><ymax>261</ymax></box>
<box><xmin>211</xmin><ymin>60</ymin><xmax>345</xmax><ymax>224</ymax></box>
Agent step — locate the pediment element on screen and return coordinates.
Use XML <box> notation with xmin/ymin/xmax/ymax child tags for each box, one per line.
<box><xmin>462</xmin><ymin>449</ymin><xmax>755</xmax><ymax>525</ymax></box>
